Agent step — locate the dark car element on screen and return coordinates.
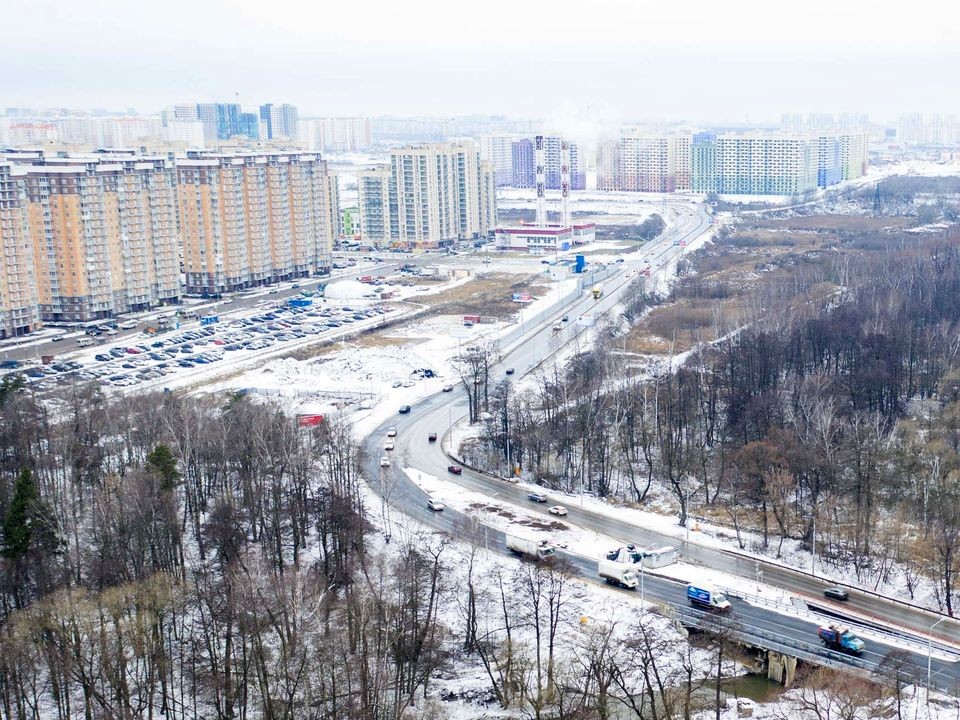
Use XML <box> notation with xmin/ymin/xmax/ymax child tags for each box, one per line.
<box><xmin>528</xmin><ymin>492</ymin><xmax>548</xmax><ymax>503</ymax></box>
<box><xmin>95</xmin><ymin>353</ymin><xmax>112</xmax><ymax>362</ymax></box>
<box><xmin>109</xmin><ymin>348</ymin><xmax>127</xmax><ymax>357</ymax></box>
<box><xmin>824</xmin><ymin>587</ymin><xmax>849</xmax><ymax>601</ymax></box>
<box><xmin>428</xmin><ymin>433</ymin><xmax>438</xmax><ymax>442</ymax></box>
<box><xmin>399</xmin><ymin>405</ymin><xmax>411</xmax><ymax>414</ymax></box>
<box><xmin>505</xmin><ymin>368</ymin><xmax>515</xmax><ymax>375</ymax></box>
<box><xmin>447</xmin><ymin>465</ymin><xmax>462</xmax><ymax>475</ymax></box>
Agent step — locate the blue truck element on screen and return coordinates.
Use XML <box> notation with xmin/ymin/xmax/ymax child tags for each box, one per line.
<box><xmin>817</xmin><ymin>624</ymin><xmax>865</xmax><ymax>655</ymax></box>
<box><xmin>687</xmin><ymin>584</ymin><xmax>731</xmax><ymax>612</ymax></box>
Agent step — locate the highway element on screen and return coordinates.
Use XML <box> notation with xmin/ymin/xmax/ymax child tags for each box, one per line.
<box><xmin>362</xmin><ymin>201</ymin><xmax>960</xmax><ymax>692</ymax></box>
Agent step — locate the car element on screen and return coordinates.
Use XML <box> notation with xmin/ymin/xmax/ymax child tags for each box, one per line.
<box><xmin>447</xmin><ymin>465</ymin><xmax>462</xmax><ymax>475</ymax></box>
<box><xmin>384</xmin><ymin>441</ymin><xmax>395</xmax><ymax>451</ymax></box>
<box><xmin>824</xmin><ymin>587</ymin><xmax>849</xmax><ymax>601</ymax></box>
<box><xmin>427</xmin><ymin>498</ymin><xmax>445</xmax><ymax>512</ymax></box>
<box><xmin>268</xmin><ymin>288</ymin><xmax>279</xmax><ymax>295</ymax></box>
<box><xmin>528</xmin><ymin>492</ymin><xmax>548</xmax><ymax>503</ymax></box>
<box><xmin>95</xmin><ymin>353</ymin><xmax>112</xmax><ymax>362</ymax></box>
<box><xmin>386</xmin><ymin>427</ymin><xmax>397</xmax><ymax>437</ymax></box>
<box><xmin>109</xmin><ymin>348</ymin><xmax>127</xmax><ymax>358</ymax></box>
<box><xmin>505</xmin><ymin>368</ymin><xmax>515</xmax><ymax>375</ymax></box>
<box><xmin>50</xmin><ymin>335</ymin><xmax>63</xmax><ymax>342</ymax></box>
<box><xmin>562</xmin><ymin>315</ymin><xmax>569</xmax><ymax>322</ymax></box>
<box><xmin>380</xmin><ymin>456</ymin><xmax>391</xmax><ymax>467</ymax></box>
<box><xmin>548</xmin><ymin>505</ymin><xmax>568</xmax><ymax>516</ymax></box>
<box><xmin>125</xmin><ymin>347</ymin><xmax>141</xmax><ymax>354</ymax></box>
<box><xmin>399</xmin><ymin>405</ymin><xmax>411</xmax><ymax>414</ymax></box>
<box><xmin>428</xmin><ymin>432</ymin><xmax>438</xmax><ymax>442</ymax></box>
<box><xmin>442</xmin><ymin>384</ymin><xmax>454</xmax><ymax>392</ymax></box>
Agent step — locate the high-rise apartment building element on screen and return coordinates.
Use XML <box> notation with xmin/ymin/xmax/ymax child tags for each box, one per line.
<box><xmin>479</xmin><ymin>134</ymin><xmax>519</xmax><ymax>186</ymax></box>
<box><xmin>176</xmin><ymin>151</ymin><xmax>336</xmax><ymax>295</ymax></box>
<box><xmin>7</xmin><ymin>152</ymin><xmax>181</xmax><ymax>321</ymax></box>
<box><xmin>510</xmin><ymin>136</ymin><xmax>585</xmax><ymax>190</ymax></box>
<box><xmin>300</xmin><ymin>117</ymin><xmax>372</xmax><ymax>152</ymax></box>
<box><xmin>598</xmin><ymin>133</ymin><xmax>691</xmax><ymax>192</ymax></box>
<box><xmin>697</xmin><ymin>133</ymin><xmax>818</xmax><ymax>196</ymax></box>
<box><xmin>897</xmin><ymin>114</ymin><xmax>960</xmax><ymax>145</ymax></box>
<box><xmin>260</xmin><ymin>104</ymin><xmax>299</xmax><ymax>140</ymax></box>
<box><xmin>0</xmin><ymin>163</ymin><xmax>41</xmax><ymax>337</ymax></box>
<box><xmin>357</xmin><ymin>141</ymin><xmax>496</xmax><ymax>249</ymax></box>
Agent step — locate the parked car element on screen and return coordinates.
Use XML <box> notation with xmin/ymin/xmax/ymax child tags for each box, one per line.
<box><xmin>398</xmin><ymin>405</ymin><xmax>411</xmax><ymax>414</ymax></box>
<box><xmin>528</xmin><ymin>492</ymin><xmax>548</xmax><ymax>503</ymax></box>
<box><xmin>447</xmin><ymin>465</ymin><xmax>462</xmax><ymax>475</ymax></box>
<box><xmin>428</xmin><ymin>433</ymin><xmax>438</xmax><ymax>442</ymax></box>
<box><xmin>548</xmin><ymin>505</ymin><xmax>568</xmax><ymax>516</ymax></box>
<box><xmin>824</xmin><ymin>587</ymin><xmax>849</xmax><ymax>601</ymax></box>
<box><xmin>427</xmin><ymin>497</ymin><xmax>445</xmax><ymax>512</ymax></box>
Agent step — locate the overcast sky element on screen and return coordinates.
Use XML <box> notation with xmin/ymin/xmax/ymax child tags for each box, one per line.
<box><xmin>4</xmin><ymin>0</ymin><xmax>958</xmax><ymax>124</ymax></box>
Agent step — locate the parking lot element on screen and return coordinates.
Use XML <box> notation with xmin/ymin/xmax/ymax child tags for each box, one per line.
<box><xmin>11</xmin><ymin>300</ymin><xmax>397</xmax><ymax>393</ymax></box>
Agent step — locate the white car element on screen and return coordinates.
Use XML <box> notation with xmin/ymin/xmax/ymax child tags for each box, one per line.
<box><xmin>380</xmin><ymin>456</ymin><xmax>391</xmax><ymax>468</ymax></box>
<box><xmin>386</xmin><ymin>427</ymin><xmax>398</xmax><ymax>438</ymax></box>
<box><xmin>548</xmin><ymin>505</ymin><xmax>568</xmax><ymax>517</ymax></box>
<box><xmin>427</xmin><ymin>498</ymin><xmax>445</xmax><ymax>512</ymax></box>
<box><xmin>384</xmin><ymin>441</ymin><xmax>395</xmax><ymax>451</ymax></box>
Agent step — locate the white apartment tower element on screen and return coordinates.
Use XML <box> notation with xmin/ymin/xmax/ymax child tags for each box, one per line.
<box><xmin>358</xmin><ymin>141</ymin><xmax>496</xmax><ymax>249</ymax></box>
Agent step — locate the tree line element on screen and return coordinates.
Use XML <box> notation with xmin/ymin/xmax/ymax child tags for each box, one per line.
<box><xmin>472</xmin><ymin>233</ymin><xmax>960</xmax><ymax>613</ymax></box>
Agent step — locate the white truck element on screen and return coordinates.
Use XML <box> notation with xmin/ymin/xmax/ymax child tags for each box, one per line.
<box><xmin>598</xmin><ymin>559</ymin><xmax>640</xmax><ymax>589</ymax></box>
<box><xmin>506</xmin><ymin>534</ymin><xmax>556</xmax><ymax>560</ymax></box>
<box><xmin>686</xmin><ymin>584</ymin><xmax>731</xmax><ymax>612</ymax></box>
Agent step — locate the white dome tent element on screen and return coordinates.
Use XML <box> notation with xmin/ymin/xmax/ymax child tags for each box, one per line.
<box><xmin>323</xmin><ymin>279</ymin><xmax>377</xmax><ymax>302</ymax></box>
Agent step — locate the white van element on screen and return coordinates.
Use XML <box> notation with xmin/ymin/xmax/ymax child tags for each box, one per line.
<box><xmin>77</xmin><ymin>337</ymin><xmax>95</xmax><ymax>347</ymax></box>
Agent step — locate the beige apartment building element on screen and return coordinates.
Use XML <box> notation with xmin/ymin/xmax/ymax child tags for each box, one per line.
<box><xmin>0</xmin><ymin>163</ymin><xmax>41</xmax><ymax>337</ymax></box>
<box><xmin>176</xmin><ymin>151</ymin><xmax>336</xmax><ymax>295</ymax></box>
<box><xmin>6</xmin><ymin>152</ymin><xmax>181</xmax><ymax>323</ymax></box>
<box><xmin>358</xmin><ymin>141</ymin><xmax>496</xmax><ymax>249</ymax></box>
<box><xmin>598</xmin><ymin>133</ymin><xmax>692</xmax><ymax>192</ymax></box>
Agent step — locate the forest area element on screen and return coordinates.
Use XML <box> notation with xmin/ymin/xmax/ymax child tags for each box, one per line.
<box><xmin>467</xmin><ymin>215</ymin><xmax>960</xmax><ymax>614</ymax></box>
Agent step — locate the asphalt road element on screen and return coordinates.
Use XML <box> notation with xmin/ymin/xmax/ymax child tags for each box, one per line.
<box><xmin>362</xmin><ymin>203</ymin><xmax>960</xmax><ymax>691</ymax></box>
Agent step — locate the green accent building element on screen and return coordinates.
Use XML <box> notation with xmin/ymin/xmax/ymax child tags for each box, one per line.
<box><xmin>341</xmin><ymin>206</ymin><xmax>359</xmax><ymax>237</ymax></box>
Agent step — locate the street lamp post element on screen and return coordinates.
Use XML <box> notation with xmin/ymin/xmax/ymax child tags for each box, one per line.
<box><xmin>928</xmin><ymin>616</ymin><xmax>946</xmax><ymax>700</ymax></box>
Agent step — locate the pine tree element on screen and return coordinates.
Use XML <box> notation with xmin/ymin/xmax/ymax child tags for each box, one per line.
<box><xmin>2</xmin><ymin>467</ymin><xmax>38</xmax><ymax>559</ymax></box>
<box><xmin>147</xmin><ymin>443</ymin><xmax>180</xmax><ymax>492</ymax></box>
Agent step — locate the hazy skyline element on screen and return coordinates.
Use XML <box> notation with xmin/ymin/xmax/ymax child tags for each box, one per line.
<box><xmin>4</xmin><ymin>0</ymin><xmax>958</xmax><ymax>123</ymax></box>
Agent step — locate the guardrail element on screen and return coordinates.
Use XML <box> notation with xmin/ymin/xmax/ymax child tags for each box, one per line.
<box><xmin>667</xmin><ymin>604</ymin><xmax>878</xmax><ymax>679</ymax></box>
<box><xmin>721</xmin><ymin>586</ymin><xmax>960</xmax><ymax>660</ymax></box>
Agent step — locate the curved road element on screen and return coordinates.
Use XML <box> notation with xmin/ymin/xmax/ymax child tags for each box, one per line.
<box><xmin>362</xmin><ymin>202</ymin><xmax>960</xmax><ymax>692</ymax></box>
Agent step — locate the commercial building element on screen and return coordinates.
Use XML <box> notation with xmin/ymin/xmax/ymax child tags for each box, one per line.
<box><xmin>176</xmin><ymin>151</ymin><xmax>336</xmax><ymax>295</ymax></box>
<box><xmin>597</xmin><ymin>133</ymin><xmax>691</xmax><ymax>192</ymax></box>
<box><xmin>495</xmin><ymin>136</ymin><xmax>595</xmax><ymax>253</ymax></box>
<box><xmin>6</xmin><ymin>152</ymin><xmax>181</xmax><ymax>322</ymax></box>
<box><xmin>0</xmin><ymin>163</ymin><xmax>41</xmax><ymax>337</ymax></box>
<box><xmin>357</xmin><ymin>141</ymin><xmax>496</xmax><ymax>249</ymax></box>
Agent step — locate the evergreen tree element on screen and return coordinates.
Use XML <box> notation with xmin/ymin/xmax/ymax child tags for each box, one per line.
<box><xmin>2</xmin><ymin>467</ymin><xmax>39</xmax><ymax>559</ymax></box>
<box><xmin>147</xmin><ymin>443</ymin><xmax>180</xmax><ymax>492</ymax></box>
